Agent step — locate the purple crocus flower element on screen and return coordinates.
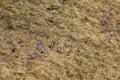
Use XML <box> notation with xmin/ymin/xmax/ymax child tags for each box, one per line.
<box><xmin>12</xmin><ymin>44</ymin><xmax>16</xmax><ymax>49</ymax></box>
<box><xmin>103</xmin><ymin>15</ymin><xmax>112</xmax><ymax>20</ymax></box>
<box><xmin>78</xmin><ymin>45</ymin><xmax>83</xmax><ymax>52</ymax></box>
<box><xmin>84</xmin><ymin>37</ymin><xmax>90</xmax><ymax>43</ymax></box>
<box><xmin>37</xmin><ymin>42</ymin><xmax>45</xmax><ymax>52</ymax></box>
<box><xmin>67</xmin><ymin>50</ymin><xmax>71</xmax><ymax>54</ymax></box>
<box><xmin>26</xmin><ymin>19</ymin><xmax>31</xmax><ymax>25</ymax></box>
<box><xmin>101</xmin><ymin>20</ymin><xmax>108</xmax><ymax>26</ymax></box>
<box><xmin>79</xmin><ymin>45</ymin><xmax>83</xmax><ymax>49</ymax></box>
<box><xmin>12</xmin><ymin>44</ymin><xmax>16</xmax><ymax>52</ymax></box>
<box><xmin>49</xmin><ymin>40</ymin><xmax>56</xmax><ymax>48</ymax></box>
<box><xmin>31</xmin><ymin>53</ymin><xmax>36</xmax><ymax>59</ymax></box>
<box><xmin>26</xmin><ymin>60</ymin><xmax>30</xmax><ymax>65</ymax></box>
<box><xmin>109</xmin><ymin>8</ymin><xmax>113</xmax><ymax>12</ymax></box>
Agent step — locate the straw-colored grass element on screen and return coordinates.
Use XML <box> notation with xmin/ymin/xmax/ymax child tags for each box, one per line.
<box><xmin>0</xmin><ymin>0</ymin><xmax>120</xmax><ymax>80</ymax></box>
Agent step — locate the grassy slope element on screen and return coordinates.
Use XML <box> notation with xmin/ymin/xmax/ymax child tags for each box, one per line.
<box><xmin>0</xmin><ymin>0</ymin><xmax>120</xmax><ymax>80</ymax></box>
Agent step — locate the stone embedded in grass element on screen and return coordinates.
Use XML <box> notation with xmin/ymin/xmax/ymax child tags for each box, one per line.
<box><xmin>37</xmin><ymin>42</ymin><xmax>45</xmax><ymax>53</ymax></box>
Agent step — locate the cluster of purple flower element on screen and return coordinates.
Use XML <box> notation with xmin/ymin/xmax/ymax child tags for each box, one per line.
<box><xmin>101</xmin><ymin>14</ymin><xmax>113</xmax><ymax>26</ymax></box>
<box><xmin>11</xmin><ymin>36</ymin><xmax>96</xmax><ymax>66</ymax></box>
